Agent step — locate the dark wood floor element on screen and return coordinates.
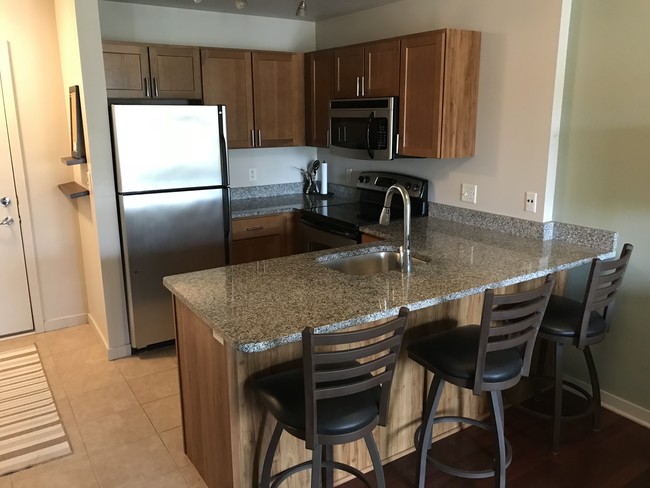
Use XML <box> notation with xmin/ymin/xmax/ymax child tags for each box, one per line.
<box><xmin>340</xmin><ymin>395</ymin><xmax>650</xmax><ymax>488</ymax></box>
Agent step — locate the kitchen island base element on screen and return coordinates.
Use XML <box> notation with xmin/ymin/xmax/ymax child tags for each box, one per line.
<box><xmin>173</xmin><ymin>275</ymin><xmax>563</xmax><ymax>488</ymax></box>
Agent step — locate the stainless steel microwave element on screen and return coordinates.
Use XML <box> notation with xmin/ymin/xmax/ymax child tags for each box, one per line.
<box><xmin>329</xmin><ymin>97</ymin><xmax>398</xmax><ymax>160</ymax></box>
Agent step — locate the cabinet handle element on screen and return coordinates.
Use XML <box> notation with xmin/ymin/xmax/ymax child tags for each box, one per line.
<box><xmin>251</xmin><ymin>130</ymin><xmax>255</xmax><ymax>147</ymax></box>
<box><xmin>356</xmin><ymin>77</ymin><xmax>360</xmax><ymax>97</ymax></box>
<box><xmin>361</xmin><ymin>76</ymin><xmax>365</xmax><ymax>96</ymax></box>
<box><xmin>144</xmin><ymin>77</ymin><xmax>150</xmax><ymax>97</ymax></box>
<box><xmin>153</xmin><ymin>77</ymin><xmax>159</xmax><ymax>97</ymax></box>
<box><xmin>258</xmin><ymin>129</ymin><xmax>262</xmax><ymax>147</ymax></box>
<box><xmin>395</xmin><ymin>133</ymin><xmax>400</xmax><ymax>154</ymax></box>
<box><xmin>246</xmin><ymin>226</ymin><xmax>264</xmax><ymax>232</ymax></box>
<box><xmin>326</xmin><ymin>129</ymin><xmax>330</xmax><ymax>148</ymax></box>
<box><xmin>343</xmin><ymin>126</ymin><xmax>347</xmax><ymax>142</ymax></box>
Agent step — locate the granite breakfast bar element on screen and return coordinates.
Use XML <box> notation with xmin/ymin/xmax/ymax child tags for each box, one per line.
<box><xmin>163</xmin><ymin>214</ymin><xmax>616</xmax><ymax>488</ymax></box>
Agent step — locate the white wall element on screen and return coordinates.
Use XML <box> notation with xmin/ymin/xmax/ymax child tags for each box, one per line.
<box><xmin>99</xmin><ymin>1</ymin><xmax>318</xmax><ymax>188</ymax></box>
<box><xmin>316</xmin><ymin>0</ymin><xmax>572</xmax><ymax>222</ymax></box>
<box><xmin>0</xmin><ymin>2</ymin><xmax>87</xmax><ymax>331</ymax></box>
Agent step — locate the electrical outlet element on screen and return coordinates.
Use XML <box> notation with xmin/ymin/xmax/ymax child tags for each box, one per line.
<box><xmin>248</xmin><ymin>168</ymin><xmax>257</xmax><ymax>182</ymax></box>
<box><xmin>461</xmin><ymin>183</ymin><xmax>477</xmax><ymax>204</ymax></box>
<box><xmin>525</xmin><ymin>191</ymin><xmax>537</xmax><ymax>213</ymax></box>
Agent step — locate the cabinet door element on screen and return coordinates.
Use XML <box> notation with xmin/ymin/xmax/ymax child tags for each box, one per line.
<box><xmin>252</xmin><ymin>52</ymin><xmax>305</xmax><ymax>147</ymax></box>
<box><xmin>333</xmin><ymin>46</ymin><xmax>364</xmax><ymax>98</ymax></box>
<box><xmin>148</xmin><ymin>46</ymin><xmax>202</xmax><ymax>99</ymax></box>
<box><xmin>399</xmin><ymin>31</ymin><xmax>445</xmax><ymax>158</ymax></box>
<box><xmin>364</xmin><ymin>39</ymin><xmax>400</xmax><ymax>97</ymax></box>
<box><xmin>201</xmin><ymin>49</ymin><xmax>255</xmax><ymax>148</ymax></box>
<box><xmin>103</xmin><ymin>43</ymin><xmax>150</xmax><ymax>98</ymax></box>
<box><xmin>231</xmin><ymin>214</ymin><xmax>289</xmax><ymax>265</ymax></box>
<box><xmin>305</xmin><ymin>50</ymin><xmax>334</xmax><ymax>148</ymax></box>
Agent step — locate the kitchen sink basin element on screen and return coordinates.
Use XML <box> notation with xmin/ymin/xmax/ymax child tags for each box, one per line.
<box><xmin>319</xmin><ymin>251</ymin><xmax>427</xmax><ymax>275</ymax></box>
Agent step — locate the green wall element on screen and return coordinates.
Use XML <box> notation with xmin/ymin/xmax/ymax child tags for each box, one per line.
<box><xmin>555</xmin><ymin>0</ymin><xmax>650</xmax><ymax>411</ymax></box>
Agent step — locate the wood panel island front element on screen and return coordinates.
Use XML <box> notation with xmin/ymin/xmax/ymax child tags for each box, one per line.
<box><xmin>163</xmin><ymin>215</ymin><xmax>616</xmax><ymax>488</ymax></box>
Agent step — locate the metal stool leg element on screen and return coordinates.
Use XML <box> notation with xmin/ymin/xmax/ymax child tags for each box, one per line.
<box><xmin>584</xmin><ymin>345</ymin><xmax>602</xmax><ymax>431</ymax></box>
<box><xmin>489</xmin><ymin>391</ymin><xmax>507</xmax><ymax>488</ymax></box>
<box><xmin>534</xmin><ymin>339</ymin><xmax>549</xmax><ymax>402</ymax></box>
<box><xmin>260</xmin><ymin>423</ymin><xmax>284</xmax><ymax>488</ymax></box>
<box><xmin>311</xmin><ymin>444</ymin><xmax>322</xmax><ymax>488</ymax></box>
<box><xmin>552</xmin><ymin>342</ymin><xmax>564</xmax><ymax>454</ymax></box>
<box><xmin>365</xmin><ymin>433</ymin><xmax>385</xmax><ymax>488</ymax></box>
<box><xmin>323</xmin><ymin>444</ymin><xmax>334</xmax><ymax>488</ymax></box>
<box><xmin>416</xmin><ymin>375</ymin><xmax>445</xmax><ymax>488</ymax></box>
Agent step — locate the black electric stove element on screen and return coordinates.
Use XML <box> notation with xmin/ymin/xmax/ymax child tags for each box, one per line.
<box><xmin>300</xmin><ymin>171</ymin><xmax>429</xmax><ymax>250</ymax></box>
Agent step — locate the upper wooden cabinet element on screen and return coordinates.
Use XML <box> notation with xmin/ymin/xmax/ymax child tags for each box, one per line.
<box><xmin>333</xmin><ymin>39</ymin><xmax>400</xmax><ymax>99</ymax></box>
<box><xmin>202</xmin><ymin>49</ymin><xmax>304</xmax><ymax>148</ymax></box>
<box><xmin>103</xmin><ymin>42</ymin><xmax>202</xmax><ymax>100</ymax></box>
<box><xmin>399</xmin><ymin>29</ymin><xmax>481</xmax><ymax>159</ymax></box>
<box><xmin>305</xmin><ymin>50</ymin><xmax>334</xmax><ymax>148</ymax></box>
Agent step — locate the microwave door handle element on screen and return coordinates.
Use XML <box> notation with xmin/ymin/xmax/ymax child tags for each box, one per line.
<box><xmin>366</xmin><ymin>111</ymin><xmax>375</xmax><ymax>159</ymax></box>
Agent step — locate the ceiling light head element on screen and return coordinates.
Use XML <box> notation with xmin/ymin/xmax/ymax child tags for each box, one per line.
<box><xmin>295</xmin><ymin>0</ymin><xmax>306</xmax><ymax>17</ymax></box>
<box><xmin>193</xmin><ymin>0</ymin><xmax>202</xmax><ymax>4</ymax></box>
<box><xmin>235</xmin><ymin>0</ymin><xmax>247</xmax><ymax>10</ymax></box>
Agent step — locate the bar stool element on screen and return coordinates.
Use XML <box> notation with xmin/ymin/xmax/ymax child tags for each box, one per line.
<box><xmin>531</xmin><ymin>244</ymin><xmax>633</xmax><ymax>453</ymax></box>
<box><xmin>253</xmin><ymin>307</ymin><xmax>409</xmax><ymax>488</ymax></box>
<box><xmin>407</xmin><ymin>277</ymin><xmax>555</xmax><ymax>488</ymax></box>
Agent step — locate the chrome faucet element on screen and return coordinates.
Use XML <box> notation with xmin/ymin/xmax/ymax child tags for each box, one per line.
<box><xmin>379</xmin><ymin>184</ymin><xmax>412</xmax><ymax>273</ymax></box>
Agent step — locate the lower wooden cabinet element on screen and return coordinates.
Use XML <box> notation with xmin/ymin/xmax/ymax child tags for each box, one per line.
<box><xmin>230</xmin><ymin>212</ymin><xmax>298</xmax><ymax>264</ymax></box>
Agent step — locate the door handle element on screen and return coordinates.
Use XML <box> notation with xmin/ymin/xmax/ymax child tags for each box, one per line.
<box><xmin>356</xmin><ymin>77</ymin><xmax>360</xmax><ymax>97</ymax></box>
<box><xmin>144</xmin><ymin>77</ymin><xmax>150</xmax><ymax>97</ymax></box>
<box><xmin>361</xmin><ymin>76</ymin><xmax>365</xmax><ymax>96</ymax></box>
<box><xmin>251</xmin><ymin>130</ymin><xmax>255</xmax><ymax>147</ymax></box>
<box><xmin>153</xmin><ymin>78</ymin><xmax>159</xmax><ymax>97</ymax></box>
<box><xmin>1</xmin><ymin>216</ymin><xmax>14</xmax><ymax>226</ymax></box>
<box><xmin>258</xmin><ymin>129</ymin><xmax>262</xmax><ymax>147</ymax></box>
<box><xmin>0</xmin><ymin>197</ymin><xmax>10</xmax><ymax>207</ymax></box>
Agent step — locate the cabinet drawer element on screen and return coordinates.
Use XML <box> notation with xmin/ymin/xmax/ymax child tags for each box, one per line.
<box><xmin>232</xmin><ymin>215</ymin><xmax>283</xmax><ymax>240</ymax></box>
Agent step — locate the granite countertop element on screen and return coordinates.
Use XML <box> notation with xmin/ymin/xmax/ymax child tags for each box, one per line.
<box><xmin>164</xmin><ymin>215</ymin><xmax>617</xmax><ymax>353</ymax></box>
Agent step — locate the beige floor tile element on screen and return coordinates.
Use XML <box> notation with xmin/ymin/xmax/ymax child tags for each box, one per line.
<box><xmin>0</xmin><ymin>333</ymin><xmax>48</xmax><ymax>357</ymax></box>
<box><xmin>44</xmin><ymin>324</ymin><xmax>102</xmax><ymax>355</ymax></box>
<box><xmin>0</xmin><ymin>474</ymin><xmax>11</xmax><ymax>487</ymax></box>
<box><xmin>89</xmin><ymin>435</ymin><xmax>176</xmax><ymax>488</ymax></box>
<box><xmin>179</xmin><ymin>463</ymin><xmax>208</xmax><ymax>488</ymax></box>
<box><xmin>143</xmin><ymin>394</ymin><xmax>182</xmax><ymax>433</ymax></box>
<box><xmin>52</xmin><ymin>342</ymin><xmax>109</xmax><ymax>375</ymax></box>
<box><xmin>123</xmin><ymin>469</ymin><xmax>189</xmax><ymax>488</ymax></box>
<box><xmin>116</xmin><ymin>346</ymin><xmax>177</xmax><ymax>380</ymax></box>
<box><xmin>68</xmin><ymin>382</ymin><xmax>139</xmax><ymax>424</ymax></box>
<box><xmin>55</xmin><ymin>397</ymin><xmax>88</xmax><ymax>457</ymax></box>
<box><xmin>127</xmin><ymin>368</ymin><xmax>179</xmax><ymax>405</ymax></box>
<box><xmin>40</xmin><ymin>353</ymin><xmax>67</xmax><ymax>402</ymax></box>
<box><xmin>11</xmin><ymin>455</ymin><xmax>98</xmax><ymax>488</ymax></box>
<box><xmin>58</xmin><ymin>360</ymin><xmax>125</xmax><ymax>397</ymax></box>
<box><xmin>160</xmin><ymin>427</ymin><xmax>189</xmax><ymax>468</ymax></box>
<box><xmin>77</xmin><ymin>405</ymin><xmax>156</xmax><ymax>453</ymax></box>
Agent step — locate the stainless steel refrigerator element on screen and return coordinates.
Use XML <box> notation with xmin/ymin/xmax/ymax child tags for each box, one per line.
<box><xmin>112</xmin><ymin>104</ymin><xmax>230</xmax><ymax>349</ymax></box>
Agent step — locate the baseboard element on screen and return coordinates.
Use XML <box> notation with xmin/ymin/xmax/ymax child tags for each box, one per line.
<box><xmin>43</xmin><ymin>313</ymin><xmax>87</xmax><ymax>332</ymax></box>
<box><xmin>87</xmin><ymin>314</ymin><xmax>132</xmax><ymax>360</ymax></box>
<box><xmin>568</xmin><ymin>376</ymin><xmax>650</xmax><ymax>428</ymax></box>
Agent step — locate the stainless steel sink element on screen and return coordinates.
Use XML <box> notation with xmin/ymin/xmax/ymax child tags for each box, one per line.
<box><xmin>319</xmin><ymin>251</ymin><xmax>426</xmax><ymax>275</ymax></box>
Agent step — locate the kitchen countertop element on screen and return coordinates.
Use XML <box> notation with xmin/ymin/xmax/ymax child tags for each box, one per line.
<box><xmin>163</xmin><ymin>215</ymin><xmax>616</xmax><ymax>353</ymax></box>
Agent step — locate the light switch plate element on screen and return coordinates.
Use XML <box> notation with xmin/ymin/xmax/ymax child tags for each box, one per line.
<box><xmin>461</xmin><ymin>183</ymin><xmax>477</xmax><ymax>204</ymax></box>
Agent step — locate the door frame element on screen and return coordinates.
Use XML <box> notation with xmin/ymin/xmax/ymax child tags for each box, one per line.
<box><xmin>1</xmin><ymin>41</ymin><xmax>44</xmax><ymax>334</ymax></box>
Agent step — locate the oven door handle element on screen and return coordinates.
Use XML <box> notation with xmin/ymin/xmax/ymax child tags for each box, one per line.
<box><xmin>366</xmin><ymin>111</ymin><xmax>375</xmax><ymax>160</ymax></box>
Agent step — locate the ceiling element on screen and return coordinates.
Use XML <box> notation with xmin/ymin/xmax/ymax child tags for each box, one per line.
<box><xmin>107</xmin><ymin>0</ymin><xmax>402</xmax><ymax>22</ymax></box>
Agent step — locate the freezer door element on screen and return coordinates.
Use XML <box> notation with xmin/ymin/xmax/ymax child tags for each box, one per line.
<box><xmin>119</xmin><ymin>188</ymin><xmax>230</xmax><ymax>348</ymax></box>
<box><xmin>112</xmin><ymin>104</ymin><xmax>229</xmax><ymax>193</ymax></box>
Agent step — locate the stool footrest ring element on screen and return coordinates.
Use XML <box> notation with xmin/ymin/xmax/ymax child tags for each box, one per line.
<box><xmin>512</xmin><ymin>377</ymin><xmax>596</xmax><ymax>422</ymax></box>
<box><xmin>419</xmin><ymin>415</ymin><xmax>512</xmax><ymax>480</ymax></box>
<box><xmin>269</xmin><ymin>459</ymin><xmax>374</xmax><ymax>488</ymax></box>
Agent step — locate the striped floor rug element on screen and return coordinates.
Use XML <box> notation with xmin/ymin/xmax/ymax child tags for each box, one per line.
<box><xmin>0</xmin><ymin>344</ymin><xmax>71</xmax><ymax>476</ymax></box>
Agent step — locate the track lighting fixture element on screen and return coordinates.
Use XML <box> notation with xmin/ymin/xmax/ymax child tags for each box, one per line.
<box><xmin>295</xmin><ymin>0</ymin><xmax>306</xmax><ymax>17</ymax></box>
<box><xmin>235</xmin><ymin>0</ymin><xmax>248</xmax><ymax>9</ymax></box>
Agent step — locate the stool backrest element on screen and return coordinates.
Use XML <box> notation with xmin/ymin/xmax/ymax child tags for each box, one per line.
<box><xmin>302</xmin><ymin>307</ymin><xmax>409</xmax><ymax>448</ymax></box>
<box><xmin>579</xmin><ymin>243</ymin><xmax>633</xmax><ymax>348</ymax></box>
<box><xmin>474</xmin><ymin>276</ymin><xmax>555</xmax><ymax>395</ymax></box>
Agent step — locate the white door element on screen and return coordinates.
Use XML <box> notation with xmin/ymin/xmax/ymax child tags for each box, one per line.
<box><xmin>0</xmin><ymin>76</ymin><xmax>34</xmax><ymax>336</ymax></box>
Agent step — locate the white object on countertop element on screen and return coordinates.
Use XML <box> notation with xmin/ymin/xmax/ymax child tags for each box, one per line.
<box><xmin>320</xmin><ymin>161</ymin><xmax>328</xmax><ymax>195</ymax></box>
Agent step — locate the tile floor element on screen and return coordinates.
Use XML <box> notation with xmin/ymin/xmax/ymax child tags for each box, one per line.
<box><xmin>0</xmin><ymin>324</ymin><xmax>206</xmax><ymax>488</ymax></box>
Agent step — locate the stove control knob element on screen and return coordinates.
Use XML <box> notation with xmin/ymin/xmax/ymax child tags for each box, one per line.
<box><xmin>358</xmin><ymin>176</ymin><xmax>364</xmax><ymax>183</ymax></box>
<box><xmin>363</xmin><ymin>176</ymin><xmax>370</xmax><ymax>183</ymax></box>
<box><xmin>404</xmin><ymin>182</ymin><xmax>412</xmax><ymax>190</ymax></box>
<box><xmin>412</xmin><ymin>184</ymin><xmax>420</xmax><ymax>192</ymax></box>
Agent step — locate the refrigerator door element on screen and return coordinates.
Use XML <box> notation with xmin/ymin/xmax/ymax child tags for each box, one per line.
<box><xmin>112</xmin><ymin>104</ymin><xmax>229</xmax><ymax>193</ymax></box>
<box><xmin>119</xmin><ymin>188</ymin><xmax>230</xmax><ymax>348</ymax></box>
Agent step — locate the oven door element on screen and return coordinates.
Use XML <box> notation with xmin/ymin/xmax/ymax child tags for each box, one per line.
<box><xmin>300</xmin><ymin>220</ymin><xmax>359</xmax><ymax>252</ymax></box>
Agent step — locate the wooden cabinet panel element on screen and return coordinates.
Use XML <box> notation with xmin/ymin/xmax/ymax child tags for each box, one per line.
<box><xmin>334</xmin><ymin>46</ymin><xmax>364</xmax><ymax>99</ymax></box>
<box><xmin>305</xmin><ymin>50</ymin><xmax>334</xmax><ymax>148</ymax></box>
<box><xmin>148</xmin><ymin>46</ymin><xmax>202</xmax><ymax>99</ymax></box>
<box><xmin>201</xmin><ymin>49</ymin><xmax>254</xmax><ymax>148</ymax></box>
<box><xmin>252</xmin><ymin>52</ymin><xmax>304</xmax><ymax>147</ymax></box>
<box><xmin>399</xmin><ymin>29</ymin><xmax>481</xmax><ymax>159</ymax></box>
<box><xmin>364</xmin><ymin>39</ymin><xmax>400</xmax><ymax>98</ymax></box>
<box><xmin>102</xmin><ymin>42</ymin><xmax>201</xmax><ymax>100</ymax></box>
<box><xmin>103</xmin><ymin>43</ymin><xmax>150</xmax><ymax>98</ymax></box>
<box><xmin>231</xmin><ymin>213</ymin><xmax>297</xmax><ymax>265</ymax></box>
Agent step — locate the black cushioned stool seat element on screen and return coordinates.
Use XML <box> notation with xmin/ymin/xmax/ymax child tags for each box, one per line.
<box><xmin>407</xmin><ymin>277</ymin><xmax>555</xmax><ymax>488</ymax></box>
<box><xmin>253</xmin><ymin>308</ymin><xmax>409</xmax><ymax>488</ymax></box>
